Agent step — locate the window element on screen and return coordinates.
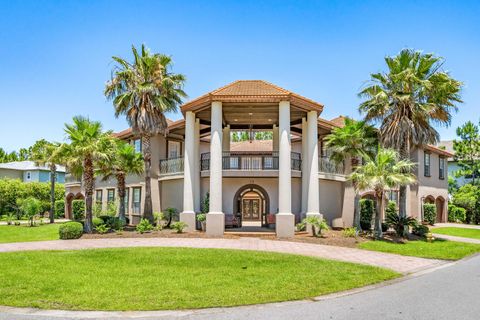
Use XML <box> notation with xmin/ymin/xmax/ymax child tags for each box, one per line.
<box><xmin>439</xmin><ymin>157</ymin><xmax>445</xmax><ymax>180</ymax></box>
<box><xmin>424</xmin><ymin>152</ymin><xmax>431</xmax><ymax>177</ymax></box>
<box><xmin>132</xmin><ymin>187</ymin><xmax>141</xmax><ymax>214</ymax></box>
<box><xmin>107</xmin><ymin>189</ymin><xmax>115</xmax><ymax>203</ymax></box>
<box><xmin>95</xmin><ymin>190</ymin><xmax>103</xmax><ymax>205</ymax></box>
<box><xmin>124</xmin><ymin>187</ymin><xmax>129</xmax><ymax>214</ymax></box>
<box><xmin>168</xmin><ymin>140</ymin><xmax>181</xmax><ymax>158</ymax></box>
<box><xmin>133</xmin><ymin>139</ymin><xmax>142</xmax><ymax>153</ymax></box>
<box><xmin>26</xmin><ymin>171</ymin><xmax>31</xmax><ymax>181</ymax></box>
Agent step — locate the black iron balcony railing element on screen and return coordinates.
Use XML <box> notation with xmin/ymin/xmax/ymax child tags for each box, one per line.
<box><xmin>200</xmin><ymin>152</ymin><xmax>302</xmax><ymax>171</ymax></box>
<box><xmin>159</xmin><ymin>157</ymin><xmax>184</xmax><ymax>175</ymax></box>
<box><xmin>318</xmin><ymin>157</ymin><xmax>345</xmax><ymax>175</ymax></box>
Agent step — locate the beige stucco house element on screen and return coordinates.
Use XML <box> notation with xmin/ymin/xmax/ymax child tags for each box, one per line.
<box><xmin>64</xmin><ymin>80</ymin><xmax>452</xmax><ymax>236</ymax></box>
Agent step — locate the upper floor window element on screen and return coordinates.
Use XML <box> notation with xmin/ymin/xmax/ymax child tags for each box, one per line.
<box><xmin>95</xmin><ymin>190</ymin><xmax>103</xmax><ymax>206</ymax></box>
<box><xmin>168</xmin><ymin>140</ymin><xmax>181</xmax><ymax>158</ymax></box>
<box><xmin>132</xmin><ymin>187</ymin><xmax>142</xmax><ymax>214</ymax></box>
<box><xmin>439</xmin><ymin>157</ymin><xmax>445</xmax><ymax>180</ymax></box>
<box><xmin>107</xmin><ymin>189</ymin><xmax>115</xmax><ymax>203</ymax></box>
<box><xmin>26</xmin><ymin>171</ymin><xmax>31</xmax><ymax>181</ymax></box>
<box><xmin>133</xmin><ymin>139</ymin><xmax>142</xmax><ymax>153</ymax></box>
<box><xmin>424</xmin><ymin>152</ymin><xmax>431</xmax><ymax>177</ymax></box>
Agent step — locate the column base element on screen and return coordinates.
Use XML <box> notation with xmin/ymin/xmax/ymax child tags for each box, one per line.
<box><xmin>306</xmin><ymin>212</ymin><xmax>323</xmax><ymax>236</ymax></box>
<box><xmin>180</xmin><ymin>211</ymin><xmax>196</xmax><ymax>232</ymax></box>
<box><xmin>276</xmin><ymin>213</ymin><xmax>295</xmax><ymax>238</ymax></box>
<box><xmin>206</xmin><ymin>212</ymin><xmax>224</xmax><ymax>236</ymax></box>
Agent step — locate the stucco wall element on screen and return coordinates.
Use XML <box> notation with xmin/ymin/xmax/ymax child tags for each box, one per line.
<box><xmin>161</xmin><ymin>178</ymin><xmax>184</xmax><ymax>212</ymax></box>
<box><xmin>0</xmin><ymin>169</ymin><xmax>22</xmax><ymax>180</ymax></box>
<box><xmin>319</xmin><ymin>179</ymin><xmax>344</xmax><ymax>224</ymax></box>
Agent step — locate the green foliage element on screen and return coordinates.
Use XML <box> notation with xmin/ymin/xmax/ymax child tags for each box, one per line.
<box><xmin>385</xmin><ymin>212</ymin><xmax>417</xmax><ymax>237</ymax></box>
<box><xmin>453</xmin><ymin>121</ymin><xmax>480</xmax><ymax>184</ymax></box>
<box><xmin>412</xmin><ymin>223</ymin><xmax>429</xmax><ymax>237</ymax></box>
<box><xmin>0</xmin><ymin>179</ymin><xmax>64</xmax><ymax>215</ymax></box>
<box><xmin>95</xmin><ymin>224</ymin><xmax>109</xmax><ymax>234</ymax></box>
<box><xmin>448</xmin><ymin>176</ymin><xmax>459</xmax><ymax>195</ymax></box>
<box><xmin>343</xmin><ymin>227</ymin><xmax>357</xmax><ymax>238</ymax></box>
<box><xmin>164</xmin><ymin>207</ymin><xmax>178</xmax><ymax>227</ymax></box>
<box><xmin>301</xmin><ymin>216</ymin><xmax>329</xmax><ymax>236</ymax></box>
<box><xmin>54</xmin><ymin>200</ymin><xmax>65</xmax><ymax>218</ymax></box>
<box><xmin>136</xmin><ymin>218</ymin><xmax>153</xmax><ymax>234</ymax></box>
<box><xmin>59</xmin><ymin>222</ymin><xmax>83</xmax><ymax>240</ymax></box>
<box><xmin>153</xmin><ymin>212</ymin><xmax>164</xmax><ymax>227</ymax></box>
<box><xmin>72</xmin><ymin>200</ymin><xmax>85</xmax><ymax>221</ymax></box>
<box><xmin>19</xmin><ymin>197</ymin><xmax>42</xmax><ymax>227</ymax></box>
<box><xmin>386</xmin><ymin>201</ymin><xmax>397</xmax><ymax>216</ymax></box>
<box><xmin>98</xmin><ymin>216</ymin><xmax>124</xmax><ymax>231</ymax></box>
<box><xmin>201</xmin><ymin>192</ymin><xmax>210</xmax><ymax>214</ymax></box>
<box><xmin>452</xmin><ymin>184</ymin><xmax>480</xmax><ymax>224</ymax></box>
<box><xmin>448</xmin><ymin>204</ymin><xmax>467</xmax><ymax>223</ymax></box>
<box><xmin>423</xmin><ymin>203</ymin><xmax>437</xmax><ymax>225</ymax></box>
<box><xmin>5</xmin><ymin>212</ymin><xmax>15</xmax><ymax>225</ymax></box>
<box><xmin>196</xmin><ymin>213</ymin><xmax>206</xmax><ymax>222</ymax></box>
<box><xmin>171</xmin><ymin>221</ymin><xmax>188</xmax><ymax>233</ymax></box>
<box><xmin>296</xmin><ymin>222</ymin><xmax>306</xmax><ymax>232</ymax></box>
<box><xmin>92</xmin><ymin>217</ymin><xmax>104</xmax><ymax>227</ymax></box>
<box><xmin>360</xmin><ymin>199</ymin><xmax>375</xmax><ymax>230</ymax></box>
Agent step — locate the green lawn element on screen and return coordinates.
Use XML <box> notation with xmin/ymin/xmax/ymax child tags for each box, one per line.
<box><xmin>0</xmin><ymin>247</ymin><xmax>399</xmax><ymax>311</ymax></box>
<box><xmin>358</xmin><ymin>239</ymin><xmax>480</xmax><ymax>260</ymax></box>
<box><xmin>0</xmin><ymin>224</ymin><xmax>60</xmax><ymax>243</ymax></box>
<box><xmin>432</xmin><ymin>227</ymin><xmax>480</xmax><ymax>240</ymax></box>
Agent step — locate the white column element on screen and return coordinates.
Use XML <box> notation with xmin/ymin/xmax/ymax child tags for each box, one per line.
<box><xmin>193</xmin><ymin>118</ymin><xmax>201</xmax><ymax>213</ymax></box>
<box><xmin>301</xmin><ymin>117</ymin><xmax>308</xmax><ymax>216</ymax></box>
<box><xmin>306</xmin><ymin>110</ymin><xmax>320</xmax><ymax>220</ymax></box>
<box><xmin>276</xmin><ymin>101</ymin><xmax>295</xmax><ymax>237</ymax></box>
<box><xmin>272</xmin><ymin>124</ymin><xmax>279</xmax><ymax>152</ymax></box>
<box><xmin>180</xmin><ymin>111</ymin><xmax>196</xmax><ymax>232</ymax></box>
<box><xmin>206</xmin><ymin>101</ymin><xmax>224</xmax><ymax>236</ymax></box>
<box><xmin>222</xmin><ymin>125</ymin><xmax>230</xmax><ymax>152</ymax></box>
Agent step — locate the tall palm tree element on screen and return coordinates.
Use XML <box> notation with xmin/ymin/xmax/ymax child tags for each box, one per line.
<box><xmin>104</xmin><ymin>44</ymin><xmax>187</xmax><ymax>222</ymax></box>
<box><xmin>324</xmin><ymin>118</ymin><xmax>378</xmax><ymax>229</ymax></box>
<box><xmin>349</xmin><ymin>148</ymin><xmax>416</xmax><ymax>238</ymax></box>
<box><xmin>30</xmin><ymin>139</ymin><xmax>63</xmax><ymax>223</ymax></box>
<box><xmin>98</xmin><ymin>141</ymin><xmax>144</xmax><ymax>223</ymax></box>
<box><xmin>359</xmin><ymin>49</ymin><xmax>462</xmax><ymax>219</ymax></box>
<box><xmin>62</xmin><ymin>116</ymin><xmax>112</xmax><ymax>233</ymax></box>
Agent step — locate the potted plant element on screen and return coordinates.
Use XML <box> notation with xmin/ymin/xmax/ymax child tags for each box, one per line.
<box><xmin>197</xmin><ymin>213</ymin><xmax>206</xmax><ymax>231</ymax></box>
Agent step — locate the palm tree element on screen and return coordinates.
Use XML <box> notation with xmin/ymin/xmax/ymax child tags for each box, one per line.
<box><xmin>324</xmin><ymin>118</ymin><xmax>378</xmax><ymax>229</ymax></box>
<box><xmin>30</xmin><ymin>139</ymin><xmax>63</xmax><ymax>223</ymax></box>
<box><xmin>98</xmin><ymin>141</ymin><xmax>144</xmax><ymax>223</ymax></box>
<box><xmin>104</xmin><ymin>44</ymin><xmax>187</xmax><ymax>222</ymax></box>
<box><xmin>62</xmin><ymin>116</ymin><xmax>112</xmax><ymax>233</ymax></box>
<box><xmin>349</xmin><ymin>148</ymin><xmax>416</xmax><ymax>238</ymax></box>
<box><xmin>359</xmin><ymin>49</ymin><xmax>462</xmax><ymax>219</ymax></box>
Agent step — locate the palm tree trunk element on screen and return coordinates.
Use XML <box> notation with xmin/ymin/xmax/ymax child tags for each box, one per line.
<box><xmin>49</xmin><ymin>164</ymin><xmax>56</xmax><ymax>224</ymax></box>
<box><xmin>351</xmin><ymin>158</ymin><xmax>361</xmax><ymax>229</ymax></box>
<box><xmin>83</xmin><ymin>156</ymin><xmax>94</xmax><ymax>233</ymax></box>
<box><xmin>398</xmin><ymin>141</ymin><xmax>410</xmax><ymax>219</ymax></box>
<box><xmin>374</xmin><ymin>191</ymin><xmax>384</xmax><ymax>238</ymax></box>
<box><xmin>142</xmin><ymin>135</ymin><xmax>154</xmax><ymax>223</ymax></box>
<box><xmin>117</xmin><ymin>173</ymin><xmax>126</xmax><ymax>224</ymax></box>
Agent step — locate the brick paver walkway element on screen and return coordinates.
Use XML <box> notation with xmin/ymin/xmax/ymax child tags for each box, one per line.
<box><xmin>0</xmin><ymin>237</ymin><xmax>444</xmax><ymax>274</ymax></box>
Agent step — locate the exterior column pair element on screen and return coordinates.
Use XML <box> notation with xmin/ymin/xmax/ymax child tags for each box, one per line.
<box><xmin>276</xmin><ymin>101</ymin><xmax>295</xmax><ymax>238</ymax></box>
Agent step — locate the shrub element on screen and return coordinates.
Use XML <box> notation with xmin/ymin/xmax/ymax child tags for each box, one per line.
<box><xmin>99</xmin><ymin>216</ymin><xmax>124</xmax><ymax>231</ymax></box>
<box><xmin>40</xmin><ymin>201</ymin><xmax>51</xmax><ymax>217</ymax></box>
<box><xmin>342</xmin><ymin>227</ymin><xmax>357</xmax><ymax>238</ymax></box>
<box><xmin>360</xmin><ymin>199</ymin><xmax>375</xmax><ymax>230</ymax></box>
<box><xmin>386</xmin><ymin>212</ymin><xmax>417</xmax><ymax>237</ymax></box>
<box><xmin>59</xmin><ymin>222</ymin><xmax>83</xmax><ymax>240</ymax></box>
<box><xmin>171</xmin><ymin>221</ymin><xmax>188</xmax><ymax>233</ymax></box>
<box><xmin>54</xmin><ymin>200</ymin><xmax>65</xmax><ymax>218</ymax></box>
<box><xmin>153</xmin><ymin>212</ymin><xmax>165</xmax><ymax>227</ymax></box>
<box><xmin>164</xmin><ymin>207</ymin><xmax>178</xmax><ymax>228</ymax></box>
<box><xmin>136</xmin><ymin>219</ymin><xmax>153</xmax><ymax>234</ymax></box>
<box><xmin>196</xmin><ymin>213</ymin><xmax>206</xmax><ymax>222</ymax></box>
<box><xmin>381</xmin><ymin>222</ymin><xmax>389</xmax><ymax>233</ymax></box>
<box><xmin>201</xmin><ymin>192</ymin><xmax>210</xmax><ymax>214</ymax></box>
<box><xmin>412</xmin><ymin>223</ymin><xmax>429</xmax><ymax>237</ymax></box>
<box><xmin>95</xmin><ymin>224</ymin><xmax>109</xmax><ymax>234</ymax></box>
<box><xmin>92</xmin><ymin>217</ymin><xmax>104</xmax><ymax>227</ymax></box>
<box><xmin>5</xmin><ymin>212</ymin><xmax>15</xmax><ymax>225</ymax></box>
<box><xmin>296</xmin><ymin>222</ymin><xmax>306</xmax><ymax>232</ymax></box>
<box><xmin>72</xmin><ymin>200</ymin><xmax>85</xmax><ymax>221</ymax></box>
<box><xmin>448</xmin><ymin>204</ymin><xmax>466</xmax><ymax>223</ymax></box>
<box><xmin>386</xmin><ymin>201</ymin><xmax>397</xmax><ymax>216</ymax></box>
<box><xmin>423</xmin><ymin>203</ymin><xmax>436</xmax><ymax>225</ymax></box>
<box><xmin>19</xmin><ymin>197</ymin><xmax>42</xmax><ymax>227</ymax></box>
<box><xmin>302</xmin><ymin>216</ymin><xmax>329</xmax><ymax>236</ymax></box>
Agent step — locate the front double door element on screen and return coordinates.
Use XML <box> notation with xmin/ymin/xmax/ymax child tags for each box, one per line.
<box><xmin>242</xmin><ymin>199</ymin><xmax>261</xmax><ymax>221</ymax></box>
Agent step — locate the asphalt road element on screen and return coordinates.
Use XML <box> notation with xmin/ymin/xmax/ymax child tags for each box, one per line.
<box><xmin>1</xmin><ymin>254</ymin><xmax>479</xmax><ymax>320</ymax></box>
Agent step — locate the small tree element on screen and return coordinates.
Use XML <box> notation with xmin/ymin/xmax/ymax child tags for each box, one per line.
<box><xmin>423</xmin><ymin>203</ymin><xmax>437</xmax><ymax>225</ymax></box>
<box><xmin>20</xmin><ymin>197</ymin><xmax>42</xmax><ymax>227</ymax></box>
<box><xmin>453</xmin><ymin>121</ymin><xmax>480</xmax><ymax>185</ymax></box>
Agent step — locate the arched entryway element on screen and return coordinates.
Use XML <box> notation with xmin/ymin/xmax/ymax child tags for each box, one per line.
<box><xmin>435</xmin><ymin>196</ymin><xmax>446</xmax><ymax>223</ymax></box>
<box><xmin>66</xmin><ymin>192</ymin><xmax>84</xmax><ymax>219</ymax></box>
<box><xmin>233</xmin><ymin>184</ymin><xmax>270</xmax><ymax>227</ymax></box>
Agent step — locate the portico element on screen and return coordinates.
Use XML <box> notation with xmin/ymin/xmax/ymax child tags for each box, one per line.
<box><xmin>179</xmin><ymin>80</ymin><xmax>324</xmax><ymax>237</ymax></box>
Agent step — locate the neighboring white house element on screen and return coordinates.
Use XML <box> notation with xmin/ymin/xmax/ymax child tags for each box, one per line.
<box><xmin>437</xmin><ymin>140</ymin><xmax>472</xmax><ymax>187</ymax></box>
<box><xmin>0</xmin><ymin>161</ymin><xmax>66</xmax><ymax>183</ymax></box>
<box><xmin>65</xmin><ymin>80</ymin><xmax>451</xmax><ymax>237</ymax></box>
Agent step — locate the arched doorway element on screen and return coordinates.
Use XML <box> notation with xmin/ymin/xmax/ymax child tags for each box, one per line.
<box><xmin>66</xmin><ymin>192</ymin><xmax>84</xmax><ymax>219</ymax></box>
<box><xmin>233</xmin><ymin>184</ymin><xmax>270</xmax><ymax>227</ymax></box>
<box><xmin>435</xmin><ymin>197</ymin><xmax>446</xmax><ymax>223</ymax></box>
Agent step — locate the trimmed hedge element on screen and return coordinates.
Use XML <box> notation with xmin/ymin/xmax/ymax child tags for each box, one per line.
<box><xmin>360</xmin><ymin>199</ymin><xmax>375</xmax><ymax>230</ymax></box>
<box><xmin>54</xmin><ymin>200</ymin><xmax>65</xmax><ymax>218</ymax></box>
<box><xmin>92</xmin><ymin>217</ymin><xmax>104</xmax><ymax>227</ymax></box>
<box><xmin>448</xmin><ymin>204</ymin><xmax>467</xmax><ymax>223</ymax></box>
<box><xmin>59</xmin><ymin>222</ymin><xmax>83</xmax><ymax>240</ymax></box>
<box><xmin>423</xmin><ymin>203</ymin><xmax>436</xmax><ymax>225</ymax></box>
<box><xmin>72</xmin><ymin>200</ymin><xmax>85</xmax><ymax>221</ymax></box>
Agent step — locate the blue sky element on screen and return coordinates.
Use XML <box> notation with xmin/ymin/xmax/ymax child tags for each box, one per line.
<box><xmin>0</xmin><ymin>0</ymin><xmax>479</xmax><ymax>152</ymax></box>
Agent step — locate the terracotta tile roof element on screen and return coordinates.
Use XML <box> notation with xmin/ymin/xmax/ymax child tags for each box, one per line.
<box><xmin>330</xmin><ymin>116</ymin><xmax>346</xmax><ymax>127</ymax></box>
<box><xmin>424</xmin><ymin>144</ymin><xmax>454</xmax><ymax>158</ymax></box>
<box><xmin>230</xmin><ymin>140</ymin><xmax>273</xmax><ymax>152</ymax></box>
<box><xmin>113</xmin><ymin>118</ymin><xmax>175</xmax><ymax>139</ymax></box>
<box><xmin>181</xmin><ymin>80</ymin><xmax>324</xmax><ymax>113</ymax></box>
